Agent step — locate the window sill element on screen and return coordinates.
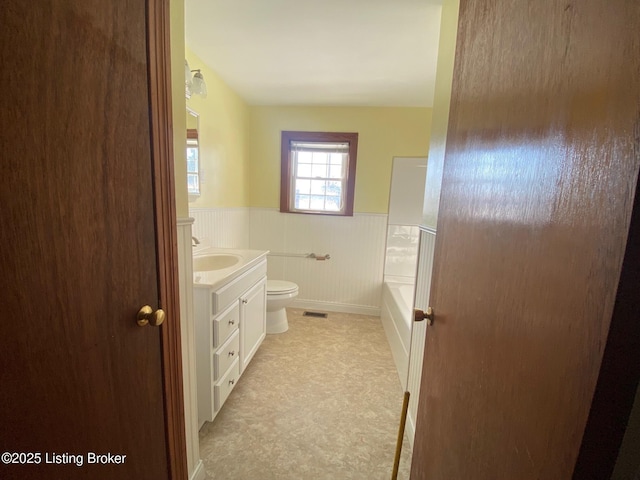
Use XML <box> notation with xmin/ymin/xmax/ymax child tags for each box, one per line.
<box><xmin>280</xmin><ymin>209</ymin><xmax>352</xmax><ymax>217</ymax></box>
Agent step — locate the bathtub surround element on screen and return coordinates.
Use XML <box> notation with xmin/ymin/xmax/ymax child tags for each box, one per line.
<box><xmin>380</xmin><ymin>156</ymin><xmax>427</xmax><ymax>416</ymax></box>
<box><xmin>383</xmin><ymin>225</ymin><xmax>421</xmax><ymax>283</ymax></box>
<box><xmin>199</xmin><ymin>308</ymin><xmax>412</xmax><ymax>479</ymax></box>
<box><xmin>384</xmin><ymin>157</ymin><xmax>427</xmax><ymax>284</ymax></box>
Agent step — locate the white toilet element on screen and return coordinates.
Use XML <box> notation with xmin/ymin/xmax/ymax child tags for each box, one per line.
<box><xmin>266</xmin><ymin>280</ymin><xmax>299</xmax><ymax>334</ymax></box>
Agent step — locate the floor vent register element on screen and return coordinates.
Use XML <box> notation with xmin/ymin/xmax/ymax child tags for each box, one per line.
<box><xmin>302</xmin><ymin>311</ymin><xmax>328</xmax><ymax>318</ymax></box>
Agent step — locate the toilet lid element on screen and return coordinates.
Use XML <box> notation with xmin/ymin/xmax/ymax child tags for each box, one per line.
<box><xmin>267</xmin><ymin>280</ymin><xmax>298</xmax><ymax>294</ymax></box>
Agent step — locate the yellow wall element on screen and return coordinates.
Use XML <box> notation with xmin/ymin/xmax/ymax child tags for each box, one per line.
<box><xmin>421</xmin><ymin>0</ymin><xmax>460</xmax><ymax>228</ymax></box>
<box><xmin>170</xmin><ymin>0</ymin><xmax>188</xmax><ymax>217</ymax></box>
<box><xmin>248</xmin><ymin>106</ymin><xmax>432</xmax><ymax>214</ymax></box>
<box><xmin>186</xmin><ymin>48</ymin><xmax>250</xmax><ymax>208</ymax></box>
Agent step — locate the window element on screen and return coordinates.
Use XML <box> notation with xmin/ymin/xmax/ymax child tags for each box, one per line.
<box><xmin>281</xmin><ymin>131</ymin><xmax>358</xmax><ymax>216</ymax></box>
<box><xmin>186</xmin><ymin>128</ymin><xmax>200</xmax><ymax>196</ymax></box>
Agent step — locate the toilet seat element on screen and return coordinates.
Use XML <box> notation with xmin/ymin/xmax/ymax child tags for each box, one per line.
<box><xmin>267</xmin><ymin>280</ymin><xmax>298</xmax><ymax>295</ymax></box>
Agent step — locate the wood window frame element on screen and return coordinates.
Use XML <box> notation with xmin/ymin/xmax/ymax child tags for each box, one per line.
<box><xmin>280</xmin><ymin>131</ymin><xmax>358</xmax><ymax>216</ymax></box>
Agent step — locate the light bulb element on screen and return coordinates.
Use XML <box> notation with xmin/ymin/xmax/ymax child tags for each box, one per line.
<box><xmin>184</xmin><ymin>60</ymin><xmax>193</xmax><ymax>98</ymax></box>
<box><xmin>191</xmin><ymin>71</ymin><xmax>207</xmax><ymax>98</ymax></box>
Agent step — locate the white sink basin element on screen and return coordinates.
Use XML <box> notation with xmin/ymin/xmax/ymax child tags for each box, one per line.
<box><xmin>193</xmin><ymin>254</ymin><xmax>242</xmax><ymax>272</ymax></box>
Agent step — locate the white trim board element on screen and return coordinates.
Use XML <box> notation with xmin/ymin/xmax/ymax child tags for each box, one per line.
<box><xmin>291</xmin><ymin>299</ymin><xmax>380</xmax><ymax>317</ymax></box>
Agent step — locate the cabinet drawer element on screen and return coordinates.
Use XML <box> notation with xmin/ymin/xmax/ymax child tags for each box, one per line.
<box><xmin>213</xmin><ymin>302</ymin><xmax>239</xmax><ymax>348</ymax></box>
<box><xmin>211</xmin><ymin>261</ymin><xmax>267</xmax><ymax>314</ymax></box>
<box><xmin>214</xmin><ymin>358</ymin><xmax>240</xmax><ymax>412</ymax></box>
<box><xmin>214</xmin><ymin>330</ymin><xmax>239</xmax><ymax>380</ymax></box>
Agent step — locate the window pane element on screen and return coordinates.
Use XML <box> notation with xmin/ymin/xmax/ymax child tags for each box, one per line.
<box><xmin>310</xmin><ymin>195</ymin><xmax>325</xmax><ymax>210</ymax></box>
<box><xmin>187</xmin><ymin>174</ymin><xmax>199</xmax><ymax>194</ymax></box>
<box><xmin>330</xmin><ymin>153</ymin><xmax>344</xmax><ymax>165</ymax></box>
<box><xmin>312</xmin><ymin>164</ymin><xmax>327</xmax><ymax>178</ymax></box>
<box><xmin>325</xmin><ymin>196</ymin><xmax>341</xmax><ymax>211</ymax></box>
<box><xmin>187</xmin><ymin>147</ymin><xmax>198</xmax><ymax>173</ymax></box>
<box><xmin>310</xmin><ymin>180</ymin><xmax>325</xmax><ymax>194</ymax></box>
<box><xmin>326</xmin><ymin>181</ymin><xmax>342</xmax><ymax>197</ymax></box>
<box><xmin>295</xmin><ymin>194</ymin><xmax>310</xmax><ymax>209</ymax></box>
<box><xmin>329</xmin><ymin>165</ymin><xmax>343</xmax><ymax>179</ymax></box>
<box><xmin>312</xmin><ymin>152</ymin><xmax>328</xmax><ymax>164</ymax></box>
<box><xmin>297</xmin><ymin>151</ymin><xmax>312</xmax><ymax>163</ymax></box>
<box><xmin>295</xmin><ymin>179</ymin><xmax>311</xmax><ymax>194</ymax></box>
<box><xmin>297</xmin><ymin>163</ymin><xmax>312</xmax><ymax>177</ymax></box>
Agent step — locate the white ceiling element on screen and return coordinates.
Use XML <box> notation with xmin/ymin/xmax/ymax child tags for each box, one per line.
<box><xmin>185</xmin><ymin>0</ymin><xmax>443</xmax><ymax>107</ymax></box>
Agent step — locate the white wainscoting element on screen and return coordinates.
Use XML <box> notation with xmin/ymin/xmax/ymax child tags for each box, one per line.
<box><xmin>176</xmin><ymin>217</ymin><xmax>206</xmax><ymax>480</ymax></box>
<box><xmin>188</xmin><ymin>207</ymin><xmax>388</xmax><ymax>314</ymax></box>
<box><xmin>405</xmin><ymin>227</ymin><xmax>437</xmax><ymax>448</ymax></box>
<box><xmin>189</xmin><ymin>207</ymin><xmax>250</xmax><ymax>249</ymax></box>
<box><xmin>249</xmin><ymin>208</ymin><xmax>388</xmax><ymax>315</ymax></box>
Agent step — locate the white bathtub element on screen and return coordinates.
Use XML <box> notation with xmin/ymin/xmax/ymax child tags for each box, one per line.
<box><xmin>380</xmin><ymin>281</ymin><xmax>415</xmax><ymax>389</ymax></box>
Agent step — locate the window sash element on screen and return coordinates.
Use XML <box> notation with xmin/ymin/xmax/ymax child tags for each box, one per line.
<box><xmin>289</xmin><ymin>145</ymin><xmax>348</xmax><ymax>213</ymax></box>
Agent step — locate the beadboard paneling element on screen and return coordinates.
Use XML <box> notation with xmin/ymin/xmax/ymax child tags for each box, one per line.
<box><xmin>250</xmin><ymin>208</ymin><xmax>388</xmax><ymax>312</ymax></box>
<box><xmin>188</xmin><ymin>207</ymin><xmax>388</xmax><ymax>312</ymax></box>
<box><xmin>189</xmin><ymin>207</ymin><xmax>250</xmax><ymax>249</ymax></box>
<box><xmin>406</xmin><ymin>227</ymin><xmax>436</xmax><ymax>447</ymax></box>
<box><xmin>176</xmin><ymin>218</ymin><xmax>206</xmax><ymax>480</ymax></box>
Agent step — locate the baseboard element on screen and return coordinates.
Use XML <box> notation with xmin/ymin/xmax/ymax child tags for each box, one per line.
<box><xmin>291</xmin><ymin>299</ymin><xmax>380</xmax><ymax>316</ymax></box>
<box><xmin>190</xmin><ymin>459</ymin><xmax>206</xmax><ymax>480</ymax></box>
<box><xmin>406</xmin><ymin>411</ymin><xmax>415</xmax><ymax>450</ymax></box>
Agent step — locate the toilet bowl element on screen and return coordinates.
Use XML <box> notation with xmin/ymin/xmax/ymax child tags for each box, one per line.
<box><xmin>266</xmin><ymin>280</ymin><xmax>298</xmax><ymax>334</ymax></box>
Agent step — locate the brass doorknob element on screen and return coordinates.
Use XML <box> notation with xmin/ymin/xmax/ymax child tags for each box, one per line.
<box><xmin>414</xmin><ymin>307</ymin><xmax>434</xmax><ymax>326</ymax></box>
<box><xmin>137</xmin><ymin>305</ymin><xmax>166</xmax><ymax>327</ymax></box>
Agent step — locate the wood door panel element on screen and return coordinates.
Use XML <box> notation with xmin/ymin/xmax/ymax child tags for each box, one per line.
<box><xmin>411</xmin><ymin>0</ymin><xmax>640</xmax><ymax>479</ymax></box>
<box><xmin>0</xmin><ymin>1</ymin><xmax>169</xmax><ymax>478</ymax></box>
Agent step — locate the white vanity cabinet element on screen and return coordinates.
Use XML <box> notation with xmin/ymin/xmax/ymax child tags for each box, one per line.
<box><xmin>240</xmin><ymin>278</ymin><xmax>267</xmax><ymax>372</ymax></box>
<box><xmin>194</xmin><ymin>257</ymin><xmax>267</xmax><ymax>428</ymax></box>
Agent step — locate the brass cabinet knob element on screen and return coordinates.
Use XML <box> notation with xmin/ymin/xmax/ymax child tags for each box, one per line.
<box><xmin>414</xmin><ymin>307</ymin><xmax>434</xmax><ymax>326</ymax></box>
<box><xmin>137</xmin><ymin>305</ymin><xmax>166</xmax><ymax>327</ymax></box>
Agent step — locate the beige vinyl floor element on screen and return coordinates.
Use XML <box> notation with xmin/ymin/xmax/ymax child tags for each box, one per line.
<box><xmin>199</xmin><ymin>308</ymin><xmax>413</xmax><ymax>480</ymax></box>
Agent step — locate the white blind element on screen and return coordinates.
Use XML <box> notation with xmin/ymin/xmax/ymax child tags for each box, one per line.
<box><xmin>291</xmin><ymin>141</ymin><xmax>349</xmax><ymax>154</ymax></box>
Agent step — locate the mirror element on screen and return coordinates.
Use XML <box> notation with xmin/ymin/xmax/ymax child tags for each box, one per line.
<box><xmin>186</xmin><ymin>108</ymin><xmax>200</xmax><ymax>197</ymax></box>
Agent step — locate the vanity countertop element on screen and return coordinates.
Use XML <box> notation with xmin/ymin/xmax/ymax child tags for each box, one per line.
<box><xmin>192</xmin><ymin>247</ymin><xmax>269</xmax><ymax>290</ymax></box>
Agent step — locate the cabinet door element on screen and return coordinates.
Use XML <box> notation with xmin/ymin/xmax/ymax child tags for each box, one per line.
<box><xmin>240</xmin><ymin>278</ymin><xmax>267</xmax><ymax>372</ymax></box>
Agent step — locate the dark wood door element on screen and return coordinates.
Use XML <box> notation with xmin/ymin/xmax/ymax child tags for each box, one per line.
<box><xmin>0</xmin><ymin>1</ymin><xmax>173</xmax><ymax>478</ymax></box>
<box><xmin>411</xmin><ymin>0</ymin><xmax>640</xmax><ymax>478</ymax></box>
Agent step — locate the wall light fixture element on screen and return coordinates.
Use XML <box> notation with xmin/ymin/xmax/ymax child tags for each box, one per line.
<box><xmin>185</xmin><ymin>60</ymin><xmax>207</xmax><ymax>98</ymax></box>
